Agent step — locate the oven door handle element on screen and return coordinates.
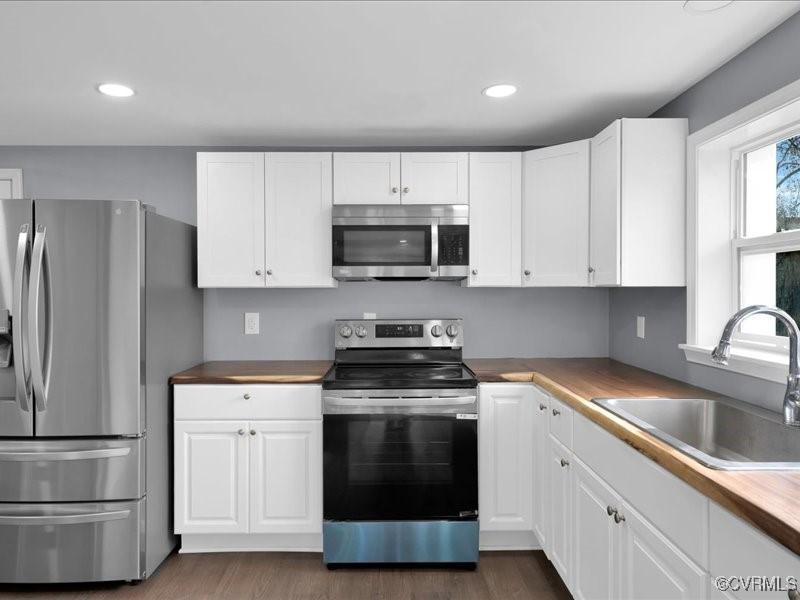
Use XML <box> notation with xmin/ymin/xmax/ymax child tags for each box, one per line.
<box><xmin>323</xmin><ymin>395</ymin><xmax>477</xmax><ymax>414</ymax></box>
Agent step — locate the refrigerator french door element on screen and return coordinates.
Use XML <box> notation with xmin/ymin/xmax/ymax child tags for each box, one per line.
<box><xmin>0</xmin><ymin>198</ymin><xmax>147</xmax><ymax>583</ymax></box>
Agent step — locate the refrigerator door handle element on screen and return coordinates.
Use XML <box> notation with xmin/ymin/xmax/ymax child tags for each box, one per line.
<box><xmin>28</xmin><ymin>224</ymin><xmax>53</xmax><ymax>413</ymax></box>
<box><xmin>0</xmin><ymin>509</ymin><xmax>131</xmax><ymax>526</ymax></box>
<box><xmin>12</xmin><ymin>224</ymin><xmax>31</xmax><ymax>413</ymax></box>
<box><xmin>0</xmin><ymin>447</ymin><xmax>131</xmax><ymax>462</ymax></box>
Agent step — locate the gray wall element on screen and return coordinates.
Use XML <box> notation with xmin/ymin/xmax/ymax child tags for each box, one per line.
<box><xmin>0</xmin><ymin>145</ymin><xmax>609</xmax><ymax>362</ymax></box>
<box><xmin>609</xmin><ymin>11</ymin><xmax>800</xmax><ymax>412</ymax></box>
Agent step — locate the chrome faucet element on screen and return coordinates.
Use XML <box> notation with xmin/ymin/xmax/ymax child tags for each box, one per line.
<box><xmin>711</xmin><ymin>305</ymin><xmax>800</xmax><ymax>427</ymax></box>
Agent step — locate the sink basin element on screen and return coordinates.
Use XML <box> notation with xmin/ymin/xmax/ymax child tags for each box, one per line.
<box><xmin>592</xmin><ymin>397</ymin><xmax>800</xmax><ymax>470</ymax></box>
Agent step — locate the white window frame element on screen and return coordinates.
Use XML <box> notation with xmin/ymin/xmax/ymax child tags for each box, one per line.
<box><xmin>682</xmin><ymin>77</ymin><xmax>800</xmax><ymax>383</ymax></box>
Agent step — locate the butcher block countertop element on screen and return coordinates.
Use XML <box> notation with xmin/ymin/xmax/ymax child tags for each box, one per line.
<box><xmin>170</xmin><ymin>357</ymin><xmax>800</xmax><ymax>557</ymax></box>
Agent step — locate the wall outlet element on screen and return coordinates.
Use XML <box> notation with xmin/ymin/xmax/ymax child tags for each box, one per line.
<box><xmin>636</xmin><ymin>315</ymin><xmax>646</xmax><ymax>339</ymax></box>
<box><xmin>244</xmin><ymin>312</ymin><xmax>260</xmax><ymax>335</ymax></box>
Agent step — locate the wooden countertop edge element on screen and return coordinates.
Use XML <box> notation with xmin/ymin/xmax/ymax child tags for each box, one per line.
<box><xmin>169</xmin><ymin>374</ymin><xmax>325</xmax><ymax>385</ymax></box>
<box><xmin>533</xmin><ymin>373</ymin><xmax>800</xmax><ymax>558</ymax></box>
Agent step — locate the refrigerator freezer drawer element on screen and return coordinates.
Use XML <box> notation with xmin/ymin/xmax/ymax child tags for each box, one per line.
<box><xmin>0</xmin><ymin>438</ymin><xmax>143</xmax><ymax>502</ymax></box>
<box><xmin>0</xmin><ymin>499</ymin><xmax>144</xmax><ymax>583</ymax></box>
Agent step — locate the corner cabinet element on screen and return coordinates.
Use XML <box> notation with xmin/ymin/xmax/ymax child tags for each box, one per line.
<box><xmin>522</xmin><ymin>140</ymin><xmax>590</xmax><ymax>286</ymax></box>
<box><xmin>468</xmin><ymin>153</ymin><xmax>522</xmax><ymax>287</ymax></box>
<box><xmin>197</xmin><ymin>152</ymin><xmax>336</xmax><ymax>288</ymax></box>
<box><xmin>173</xmin><ymin>384</ymin><xmax>323</xmax><ymax>552</ymax></box>
<box><xmin>589</xmin><ymin>118</ymin><xmax>687</xmax><ymax>286</ymax></box>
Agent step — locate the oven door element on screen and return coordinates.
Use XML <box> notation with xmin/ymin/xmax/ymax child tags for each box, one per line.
<box><xmin>322</xmin><ymin>391</ymin><xmax>478</xmax><ymax>521</ymax></box>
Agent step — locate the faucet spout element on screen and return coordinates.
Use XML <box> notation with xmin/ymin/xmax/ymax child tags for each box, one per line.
<box><xmin>712</xmin><ymin>305</ymin><xmax>800</xmax><ymax>427</ymax></box>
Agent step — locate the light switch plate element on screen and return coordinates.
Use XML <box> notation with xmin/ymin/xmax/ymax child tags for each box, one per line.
<box><xmin>244</xmin><ymin>312</ymin><xmax>260</xmax><ymax>335</ymax></box>
<box><xmin>636</xmin><ymin>316</ymin><xmax>646</xmax><ymax>339</ymax></box>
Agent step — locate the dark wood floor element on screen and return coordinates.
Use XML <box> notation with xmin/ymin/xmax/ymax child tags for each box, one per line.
<box><xmin>0</xmin><ymin>551</ymin><xmax>572</xmax><ymax>600</ymax></box>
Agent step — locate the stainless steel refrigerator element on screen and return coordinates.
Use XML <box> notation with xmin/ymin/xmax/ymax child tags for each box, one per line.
<box><xmin>0</xmin><ymin>198</ymin><xmax>203</xmax><ymax>583</ymax></box>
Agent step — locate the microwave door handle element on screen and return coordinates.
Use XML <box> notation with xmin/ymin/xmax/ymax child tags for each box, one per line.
<box><xmin>430</xmin><ymin>222</ymin><xmax>438</xmax><ymax>273</ymax></box>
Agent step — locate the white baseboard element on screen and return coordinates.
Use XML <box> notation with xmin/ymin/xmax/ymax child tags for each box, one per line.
<box><xmin>479</xmin><ymin>530</ymin><xmax>541</xmax><ymax>551</ymax></box>
<box><xmin>179</xmin><ymin>533</ymin><xmax>322</xmax><ymax>553</ymax></box>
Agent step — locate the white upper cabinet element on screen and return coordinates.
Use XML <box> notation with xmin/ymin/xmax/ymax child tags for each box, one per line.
<box><xmin>265</xmin><ymin>153</ymin><xmax>335</xmax><ymax>287</ymax></box>
<box><xmin>197</xmin><ymin>153</ymin><xmax>266</xmax><ymax>287</ymax></box>
<box><xmin>333</xmin><ymin>153</ymin><xmax>401</xmax><ymax>205</ymax></box>
<box><xmin>468</xmin><ymin>152</ymin><xmax>522</xmax><ymax>287</ymax></box>
<box><xmin>523</xmin><ymin>140</ymin><xmax>590</xmax><ymax>286</ymax></box>
<box><xmin>197</xmin><ymin>152</ymin><xmax>335</xmax><ymax>288</ymax></box>
<box><xmin>589</xmin><ymin>118</ymin><xmax>687</xmax><ymax>286</ymax></box>
<box><xmin>0</xmin><ymin>168</ymin><xmax>23</xmax><ymax>199</ymax></box>
<box><xmin>399</xmin><ymin>152</ymin><xmax>469</xmax><ymax>204</ymax></box>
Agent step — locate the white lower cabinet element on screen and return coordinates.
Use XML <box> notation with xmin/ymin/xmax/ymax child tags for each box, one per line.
<box><xmin>548</xmin><ymin>434</ymin><xmax>573</xmax><ymax>586</ymax></box>
<box><xmin>174</xmin><ymin>384</ymin><xmax>322</xmax><ymax>552</ymax></box>
<box><xmin>174</xmin><ymin>420</ymin><xmax>250</xmax><ymax>534</ymax></box>
<box><xmin>531</xmin><ymin>386</ymin><xmax>550</xmax><ymax>554</ymax></box>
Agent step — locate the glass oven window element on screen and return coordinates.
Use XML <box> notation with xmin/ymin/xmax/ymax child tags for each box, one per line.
<box><xmin>323</xmin><ymin>414</ymin><xmax>478</xmax><ymax>521</ymax></box>
<box><xmin>333</xmin><ymin>226</ymin><xmax>431</xmax><ymax>266</ymax></box>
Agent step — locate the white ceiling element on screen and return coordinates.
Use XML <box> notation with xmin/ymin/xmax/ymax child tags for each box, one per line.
<box><xmin>1</xmin><ymin>0</ymin><xmax>798</xmax><ymax>146</ymax></box>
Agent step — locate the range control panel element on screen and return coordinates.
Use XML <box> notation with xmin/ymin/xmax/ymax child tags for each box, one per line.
<box><xmin>335</xmin><ymin>319</ymin><xmax>463</xmax><ymax>349</ymax></box>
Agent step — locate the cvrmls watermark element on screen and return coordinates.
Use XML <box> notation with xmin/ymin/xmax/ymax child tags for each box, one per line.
<box><xmin>714</xmin><ymin>575</ymin><xmax>798</xmax><ymax>593</ymax></box>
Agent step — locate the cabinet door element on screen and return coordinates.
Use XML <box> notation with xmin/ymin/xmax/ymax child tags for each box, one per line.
<box><xmin>531</xmin><ymin>387</ymin><xmax>550</xmax><ymax>554</ymax></box>
<box><xmin>174</xmin><ymin>420</ymin><xmax>249</xmax><ymax>534</ymax></box>
<box><xmin>333</xmin><ymin>153</ymin><xmax>401</xmax><ymax>205</ymax></box>
<box><xmin>0</xmin><ymin>168</ymin><xmax>23</xmax><ymax>199</ymax></box>
<box><xmin>249</xmin><ymin>420</ymin><xmax>322</xmax><ymax>534</ymax></box>
<box><xmin>399</xmin><ymin>152</ymin><xmax>468</xmax><ymax>205</ymax></box>
<box><xmin>265</xmin><ymin>153</ymin><xmax>336</xmax><ymax>287</ymax></box>
<box><xmin>478</xmin><ymin>384</ymin><xmax>533</xmax><ymax>532</ymax></box>
<box><xmin>620</xmin><ymin>502</ymin><xmax>706</xmax><ymax>600</ymax></box>
<box><xmin>522</xmin><ymin>141</ymin><xmax>590</xmax><ymax>286</ymax></box>
<box><xmin>549</xmin><ymin>435</ymin><xmax>573</xmax><ymax>588</ymax></box>
<box><xmin>468</xmin><ymin>153</ymin><xmax>522</xmax><ymax>287</ymax></box>
<box><xmin>573</xmin><ymin>458</ymin><xmax>622</xmax><ymax>600</ymax></box>
<box><xmin>197</xmin><ymin>153</ymin><xmax>266</xmax><ymax>287</ymax></box>
<box><xmin>589</xmin><ymin>120</ymin><xmax>622</xmax><ymax>286</ymax></box>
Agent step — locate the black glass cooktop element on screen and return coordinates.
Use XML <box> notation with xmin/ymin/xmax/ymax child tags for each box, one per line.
<box><xmin>322</xmin><ymin>363</ymin><xmax>478</xmax><ymax>390</ymax></box>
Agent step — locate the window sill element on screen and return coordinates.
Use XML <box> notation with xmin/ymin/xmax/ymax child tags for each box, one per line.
<box><xmin>680</xmin><ymin>344</ymin><xmax>788</xmax><ymax>384</ymax></box>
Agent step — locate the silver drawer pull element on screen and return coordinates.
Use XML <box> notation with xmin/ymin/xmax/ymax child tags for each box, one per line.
<box><xmin>0</xmin><ymin>447</ymin><xmax>131</xmax><ymax>462</ymax></box>
<box><xmin>560</xmin><ymin>458</ymin><xmax>570</xmax><ymax>468</ymax></box>
<box><xmin>606</xmin><ymin>505</ymin><xmax>615</xmax><ymax>516</ymax></box>
<box><xmin>613</xmin><ymin>512</ymin><xmax>626</xmax><ymax>524</ymax></box>
<box><xmin>243</xmin><ymin>393</ymin><xmax>251</xmax><ymax>400</ymax></box>
<box><xmin>0</xmin><ymin>509</ymin><xmax>131</xmax><ymax>526</ymax></box>
<box><xmin>538</xmin><ymin>403</ymin><xmax>547</xmax><ymax>411</ymax></box>
<box><xmin>552</xmin><ymin>408</ymin><xmax>561</xmax><ymax>416</ymax></box>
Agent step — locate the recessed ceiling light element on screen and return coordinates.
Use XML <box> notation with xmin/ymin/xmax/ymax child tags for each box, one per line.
<box><xmin>482</xmin><ymin>84</ymin><xmax>517</xmax><ymax>98</ymax></box>
<box><xmin>682</xmin><ymin>1</ymin><xmax>734</xmax><ymax>14</ymax></box>
<box><xmin>97</xmin><ymin>83</ymin><xmax>135</xmax><ymax>98</ymax></box>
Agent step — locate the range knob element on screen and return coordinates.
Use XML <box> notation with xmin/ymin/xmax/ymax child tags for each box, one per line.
<box><xmin>431</xmin><ymin>324</ymin><xmax>444</xmax><ymax>337</ymax></box>
<box><xmin>355</xmin><ymin>325</ymin><xmax>368</xmax><ymax>338</ymax></box>
<box><xmin>339</xmin><ymin>325</ymin><xmax>353</xmax><ymax>338</ymax></box>
<box><xmin>446</xmin><ymin>324</ymin><xmax>459</xmax><ymax>338</ymax></box>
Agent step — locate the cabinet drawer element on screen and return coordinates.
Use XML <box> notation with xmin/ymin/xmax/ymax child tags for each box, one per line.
<box><xmin>175</xmin><ymin>385</ymin><xmax>322</xmax><ymax>420</ymax></box>
<box><xmin>548</xmin><ymin>396</ymin><xmax>573</xmax><ymax>448</ymax></box>
<box><xmin>709</xmin><ymin>502</ymin><xmax>800</xmax><ymax>599</ymax></box>
<box><xmin>573</xmin><ymin>412</ymin><xmax>708</xmax><ymax>569</ymax></box>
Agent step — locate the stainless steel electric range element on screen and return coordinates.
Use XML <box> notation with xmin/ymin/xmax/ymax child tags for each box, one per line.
<box><xmin>321</xmin><ymin>318</ymin><xmax>479</xmax><ymax>567</ymax></box>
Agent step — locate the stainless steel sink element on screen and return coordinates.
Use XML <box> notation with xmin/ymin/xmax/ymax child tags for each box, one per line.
<box><xmin>592</xmin><ymin>397</ymin><xmax>800</xmax><ymax>470</ymax></box>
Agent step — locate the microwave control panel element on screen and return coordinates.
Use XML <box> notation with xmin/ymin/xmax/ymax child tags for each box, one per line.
<box><xmin>438</xmin><ymin>225</ymin><xmax>469</xmax><ymax>266</ymax></box>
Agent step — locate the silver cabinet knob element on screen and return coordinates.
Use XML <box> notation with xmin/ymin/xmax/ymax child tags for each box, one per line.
<box><xmin>391</xmin><ymin>186</ymin><xmax>399</xmax><ymax>194</ymax></box>
<box><xmin>243</xmin><ymin>393</ymin><xmax>251</xmax><ymax>400</ymax></box>
<box><xmin>249</xmin><ymin>429</ymin><xmax>256</xmax><ymax>436</ymax></box>
<box><xmin>255</xmin><ymin>269</ymin><xmax>262</xmax><ymax>276</ymax></box>
<box><xmin>552</xmin><ymin>408</ymin><xmax>561</xmax><ymax>416</ymax></box>
<box><xmin>266</xmin><ymin>269</ymin><xmax>272</xmax><ymax>275</ymax></box>
<box><xmin>238</xmin><ymin>429</ymin><xmax>245</xmax><ymax>436</ymax></box>
<box><xmin>471</xmin><ymin>269</ymin><xmax>478</xmax><ymax>275</ymax></box>
<box><xmin>524</xmin><ymin>269</ymin><xmax>531</xmax><ymax>276</ymax></box>
<box><xmin>539</xmin><ymin>403</ymin><xmax>547</xmax><ymax>411</ymax></box>
<box><xmin>606</xmin><ymin>505</ymin><xmax>616</xmax><ymax>516</ymax></box>
<box><xmin>588</xmin><ymin>266</ymin><xmax>595</xmax><ymax>273</ymax></box>
<box><xmin>613</xmin><ymin>511</ymin><xmax>626</xmax><ymax>524</ymax></box>
<box><xmin>560</xmin><ymin>458</ymin><xmax>570</xmax><ymax>468</ymax></box>
<box><xmin>431</xmin><ymin>324</ymin><xmax>444</xmax><ymax>338</ymax></box>
<box><xmin>402</xmin><ymin>186</ymin><xmax>410</xmax><ymax>194</ymax></box>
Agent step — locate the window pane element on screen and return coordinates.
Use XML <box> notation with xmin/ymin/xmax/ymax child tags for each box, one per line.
<box><xmin>744</xmin><ymin>134</ymin><xmax>800</xmax><ymax>236</ymax></box>
<box><xmin>740</xmin><ymin>249</ymin><xmax>800</xmax><ymax>336</ymax></box>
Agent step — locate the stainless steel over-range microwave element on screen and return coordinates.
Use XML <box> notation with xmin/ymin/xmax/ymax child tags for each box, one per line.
<box><xmin>332</xmin><ymin>204</ymin><xmax>469</xmax><ymax>281</ymax></box>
